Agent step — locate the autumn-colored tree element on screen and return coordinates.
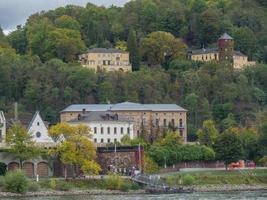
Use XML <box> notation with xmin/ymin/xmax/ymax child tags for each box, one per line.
<box><xmin>49</xmin><ymin>123</ymin><xmax>101</xmax><ymax>177</ymax></box>
<box><xmin>197</xmin><ymin>120</ymin><xmax>219</xmax><ymax>147</ymax></box>
<box><xmin>6</xmin><ymin>123</ymin><xmax>41</xmax><ymax>168</ymax></box>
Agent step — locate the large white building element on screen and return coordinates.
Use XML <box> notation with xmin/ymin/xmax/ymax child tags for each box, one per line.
<box><xmin>67</xmin><ymin>111</ymin><xmax>134</xmax><ymax>146</ymax></box>
<box><xmin>0</xmin><ymin>111</ymin><xmax>6</xmax><ymax>145</ymax></box>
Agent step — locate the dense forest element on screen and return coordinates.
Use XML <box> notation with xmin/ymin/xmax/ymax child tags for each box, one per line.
<box><xmin>1</xmin><ymin>0</ymin><xmax>267</xmax><ymax>144</ymax></box>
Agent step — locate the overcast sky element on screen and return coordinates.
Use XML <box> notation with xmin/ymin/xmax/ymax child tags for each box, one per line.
<box><xmin>0</xmin><ymin>0</ymin><xmax>130</xmax><ymax>34</ymax></box>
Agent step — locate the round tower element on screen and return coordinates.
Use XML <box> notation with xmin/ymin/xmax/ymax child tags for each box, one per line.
<box><xmin>218</xmin><ymin>33</ymin><xmax>234</xmax><ymax>64</ymax></box>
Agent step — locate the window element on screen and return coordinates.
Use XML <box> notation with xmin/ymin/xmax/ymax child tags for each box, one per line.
<box><xmin>164</xmin><ymin>119</ymin><xmax>167</xmax><ymax>126</ymax></box>
<box><xmin>101</xmin><ymin>138</ymin><xmax>104</xmax><ymax>143</ymax></box>
<box><xmin>179</xmin><ymin>119</ymin><xmax>183</xmax><ymax>127</ymax></box>
<box><xmin>107</xmin><ymin>138</ymin><xmax>111</xmax><ymax>143</ymax></box>
<box><xmin>156</xmin><ymin>119</ymin><xmax>159</xmax><ymax>127</ymax></box>
<box><xmin>121</xmin><ymin>127</ymin><xmax>124</xmax><ymax>134</ymax></box>
<box><xmin>0</xmin><ymin>130</ymin><xmax>2</xmax><ymax>142</ymax></box>
<box><xmin>127</xmin><ymin>127</ymin><xmax>130</xmax><ymax>135</ymax></box>
<box><xmin>101</xmin><ymin>127</ymin><xmax>104</xmax><ymax>134</ymax></box>
<box><xmin>107</xmin><ymin>127</ymin><xmax>110</xmax><ymax>134</ymax></box>
<box><xmin>215</xmin><ymin>54</ymin><xmax>217</xmax><ymax>60</ymax></box>
<box><xmin>94</xmin><ymin>138</ymin><xmax>97</xmax><ymax>143</ymax></box>
<box><xmin>36</xmin><ymin>132</ymin><xmax>41</xmax><ymax>138</ymax></box>
<box><xmin>172</xmin><ymin>119</ymin><xmax>175</xmax><ymax>126</ymax></box>
<box><xmin>37</xmin><ymin>122</ymin><xmax>40</xmax><ymax>126</ymax></box>
<box><xmin>114</xmin><ymin>127</ymin><xmax>117</xmax><ymax>134</ymax></box>
<box><xmin>114</xmin><ymin>138</ymin><xmax>117</xmax><ymax>143</ymax></box>
<box><xmin>94</xmin><ymin>127</ymin><xmax>97</xmax><ymax>134</ymax></box>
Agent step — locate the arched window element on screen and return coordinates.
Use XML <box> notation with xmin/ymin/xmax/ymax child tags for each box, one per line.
<box><xmin>179</xmin><ymin>119</ymin><xmax>183</xmax><ymax>128</ymax></box>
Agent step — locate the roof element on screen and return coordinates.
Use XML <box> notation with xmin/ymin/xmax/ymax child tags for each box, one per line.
<box><xmin>68</xmin><ymin>111</ymin><xmax>132</xmax><ymax>123</ymax></box>
<box><xmin>87</xmin><ymin>48</ymin><xmax>127</xmax><ymax>54</ymax></box>
<box><xmin>233</xmin><ymin>51</ymin><xmax>246</xmax><ymax>56</ymax></box>
<box><xmin>190</xmin><ymin>48</ymin><xmax>218</xmax><ymax>55</ymax></box>
<box><xmin>219</xmin><ymin>33</ymin><xmax>233</xmax><ymax>40</ymax></box>
<box><xmin>61</xmin><ymin>102</ymin><xmax>187</xmax><ymax>113</ymax></box>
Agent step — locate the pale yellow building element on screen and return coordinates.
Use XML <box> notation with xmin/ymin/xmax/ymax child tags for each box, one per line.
<box><xmin>79</xmin><ymin>48</ymin><xmax>132</xmax><ymax>72</ymax></box>
<box><xmin>189</xmin><ymin>33</ymin><xmax>256</xmax><ymax>69</ymax></box>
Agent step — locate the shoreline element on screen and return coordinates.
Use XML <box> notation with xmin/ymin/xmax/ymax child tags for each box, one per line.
<box><xmin>0</xmin><ymin>185</ymin><xmax>266</xmax><ymax>198</ymax></box>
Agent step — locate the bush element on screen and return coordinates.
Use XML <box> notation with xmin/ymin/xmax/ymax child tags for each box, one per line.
<box><xmin>4</xmin><ymin>170</ymin><xmax>28</xmax><ymax>193</ymax></box>
<box><xmin>131</xmin><ymin>182</ymin><xmax>140</xmax><ymax>190</ymax></box>
<box><xmin>56</xmin><ymin>181</ymin><xmax>72</xmax><ymax>191</ymax></box>
<box><xmin>104</xmin><ymin>175</ymin><xmax>123</xmax><ymax>190</ymax></box>
<box><xmin>28</xmin><ymin>181</ymin><xmax>41</xmax><ymax>192</ymax></box>
<box><xmin>182</xmin><ymin>174</ymin><xmax>195</xmax><ymax>186</ymax></box>
<box><xmin>0</xmin><ymin>163</ymin><xmax>7</xmax><ymax>176</ymax></box>
<box><xmin>120</xmin><ymin>182</ymin><xmax>131</xmax><ymax>192</ymax></box>
<box><xmin>0</xmin><ymin>176</ymin><xmax>5</xmax><ymax>188</ymax></box>
<box><xmin>49</xmin><ymin>179</ymin><xmax>57</xmax><ymax>190</ymax></box>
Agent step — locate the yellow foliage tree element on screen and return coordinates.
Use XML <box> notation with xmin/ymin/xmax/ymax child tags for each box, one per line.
<box><xmin>49</xmin><ymin>123</ymin><xmax>101</xmax><ymax>177</ymax></box>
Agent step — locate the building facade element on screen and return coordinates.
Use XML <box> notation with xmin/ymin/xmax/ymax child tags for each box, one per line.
<box><xmin>79</xmin><ymin>48</ymin><xmax>132</xmax><ymax>72</ymax></box>
<box><xmin>189</xmin><ymin>33</ymin><xmax>256</xmax><ymax>69</ymax></box>
<box><xmin>67</xmin><ymin>111</ymin><xmax>134</xmax><ymax>146</ymax></box>
<box><xmin>60</xmin><ymin>102</ymin><xmax>187</xmax><ymax>142</ymax></box>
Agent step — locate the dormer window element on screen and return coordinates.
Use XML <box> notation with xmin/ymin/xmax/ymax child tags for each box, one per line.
<box><xmin>37</xmin><ymin>122</ymin><xmax>40</xmax><ymax>126</ymax></box>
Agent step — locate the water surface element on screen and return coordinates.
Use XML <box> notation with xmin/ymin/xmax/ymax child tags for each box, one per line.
<box><xmin>1</xmin><ymin>191</ymin><xmax>267</xmax><ymax>200</ymax></box>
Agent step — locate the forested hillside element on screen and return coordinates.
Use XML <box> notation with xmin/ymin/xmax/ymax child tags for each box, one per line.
<box><xmin>1</xmin><ymin>0</ymin><xmax>267</xmax><ymax>142</ymax></box>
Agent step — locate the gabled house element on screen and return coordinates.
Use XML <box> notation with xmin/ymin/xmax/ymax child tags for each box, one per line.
<box><xmin>27</xmin><ymin>111</ymin><xmax>54</xmax><ymax>145</ymax></box>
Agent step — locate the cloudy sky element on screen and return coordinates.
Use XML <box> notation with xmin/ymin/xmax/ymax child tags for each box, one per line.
<box><xmin>0</xmin><ymin>0</ymin><xmax>130</xmax><ymax>34</ymax></box>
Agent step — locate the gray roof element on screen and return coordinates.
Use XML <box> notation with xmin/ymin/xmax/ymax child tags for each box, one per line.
<box><xmin>219</xmin><ymin>33</ymin><xmax>233</xmax><ymax>40</ymax></box>
<box><xmin>87</xmin><ymin>48</ymin><xmax>127</xmax><ymax>54</ymax></box>
<box><xmin>68</xmin><ymin>111</ymin><xmax>132</xmax><ymax>123</ymax></box>
<box><xmin>191</xmin><ymin>48</ymin><xmax>218</xmax><ymax>55</ymax></box>
<box><xmin>61</xmin><ymin>102</ymin><xmax>187</xmax><ymax>113</ymax></box>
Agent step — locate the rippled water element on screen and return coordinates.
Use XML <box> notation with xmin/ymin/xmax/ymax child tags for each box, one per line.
<box><xmin>2</xmin><ymin>191</ymin><xmax>267</xmax><ymax>200</ymax></box>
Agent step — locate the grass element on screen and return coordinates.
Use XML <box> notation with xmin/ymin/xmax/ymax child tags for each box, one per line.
<box><xmin>164</xmin><ymin>169</ymin><xmax>267</xmax><ymax>186</ymax></box>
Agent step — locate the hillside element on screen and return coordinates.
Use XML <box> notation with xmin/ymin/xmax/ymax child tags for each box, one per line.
<box><xmin>0</xmin><ymin>0</ymin><xmax>267</xmax><ymax>145</ymax></box>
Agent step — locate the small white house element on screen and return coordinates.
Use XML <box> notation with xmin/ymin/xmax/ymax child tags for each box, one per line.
<box><xmin>0</xmin><ymin>111</ymin><xmax>6</xmax><ymax>144</ymax></box>
<box><xmin>67</xmin><ymin>111</ymin><xmax>134</xmax><ymax>145</ymax></box>
<box><xmin>27</xmin><ymin>111</ymin><xmax>54</xmax><ymax>145</ymax></box>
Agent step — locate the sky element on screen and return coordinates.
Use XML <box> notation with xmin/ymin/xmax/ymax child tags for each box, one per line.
<box><xmin>0</xmin><ymin>0</ymin><xmax>130</xmax><ymax>34</ymax></box>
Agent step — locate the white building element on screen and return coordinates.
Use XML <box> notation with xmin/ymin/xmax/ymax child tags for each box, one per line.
<box><xmin>0</xmin><ymin>111</ymin><xmax>6</xmax><ymax>144</ymax></box>
<box><xmin>67</xmin><ymin>111</ymin><xmax>134</xmax><ymax>146</ymax></box>
<box><xmin>27</xmin><ymin>111</ymin><xmax>54</xmax><ymax>146</ymax></box>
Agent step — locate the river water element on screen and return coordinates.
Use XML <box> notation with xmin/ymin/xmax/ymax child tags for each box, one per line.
<box><xmin>2</xmin><ymin>191</ymin><xmax>267</xmax><ymax>200</ymax></box>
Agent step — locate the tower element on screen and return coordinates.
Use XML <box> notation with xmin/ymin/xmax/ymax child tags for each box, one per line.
<box><xmin>218</xmin><ymin>33</ymin><xmax>234</xmax><ymax>64</ymax></box>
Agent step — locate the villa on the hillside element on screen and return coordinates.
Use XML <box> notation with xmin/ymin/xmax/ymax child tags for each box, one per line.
<box><xmin>79</xmin><ymin>48</ymin><xmax>132</xmax><ymax>72</ymax></box>
<box><xmin>189</xmin><ymin>33</ymin><xmax>256</xmax><ymax>69</ymax></box>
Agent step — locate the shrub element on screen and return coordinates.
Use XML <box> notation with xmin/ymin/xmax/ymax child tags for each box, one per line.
<box><xmin>49</xmin><ymin>179</ymin><xmax>57</xmax><ymax>190</ymax></box>
<box><xmin>56</xmin><ymin>181</ymin><xmax>72</xmax><ymax>191</ymax></box>
<box><xmin>104</xmin><ymin>175</ymin><xmax>123</xmax><ymax>190</ymax></box>
<box><xmin>120</xmin><ymin>182</ymin><xmax>131</xmax><ymax>192</ymax></box>
<box><xmin>0</xmin><ymin>176</ymin><xmax>5</xmax><ymax>188</ymax></box>
<box><xmin>182</xmin><ymin>174</ymin><xmax>195</xmax><ymax>186</ymax></box>
<box><xmin>131</xmin><ymin>182</ymin><xmax>140</xmax><ymax>190</ymax></box>
<box><xmin>28</xmin><ymin>181</ymin><xmax>41</xmax><ymax>192</ymax></box>
<box><xmin>4</xmin><ymin>170</ymin><xmax>28</xmax><ymax>193</ymax></box>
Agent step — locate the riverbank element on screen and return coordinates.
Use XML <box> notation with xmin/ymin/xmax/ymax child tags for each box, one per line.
<box><xmin>0</xmin><ymin>185</ymin><xmax>266</xmax><ymax>198</ymax></box>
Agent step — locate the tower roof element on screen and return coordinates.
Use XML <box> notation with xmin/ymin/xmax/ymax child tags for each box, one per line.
<box><xmin>219</xmin><ymin>33</ymin><xmax>233</xmax><ymax>40</ymax></box>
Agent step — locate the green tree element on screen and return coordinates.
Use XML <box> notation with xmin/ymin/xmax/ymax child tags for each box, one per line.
<box><xmin>127</xmin><ymin>29</ymin><xmax>140</xmax><ymax>71</ymax></box>
<box><xmin>49</xmin><ymin>123</ymin><xmax>101</xmax><ymax>177</ymax></box>
<box><xmin>46</xmin><ymin>28</ymin><xmax>86</xmax><ymax>62</ymax></box>
<box><xmin>197</xmin><ymin>120</ymin><xmax>219</xmax><ymax>147</ymax></box>
<box><xmin>259</xmin><ymin>121</ymin><xmax>267</xmax><ymax>156</ymax></box>
<box><xmin>54</xmin><ymin>15</ymin><xmax>81</xmax><ymax>30</ymax></box>
<box><xmin>6</xmin><ymin>123</ymin><xmax>41</xmax><ymax>168</ymax></box>
<box><xmin>214</xmin><ymin>131</ymin><xmax>244</xmax><ymax>169</ymax></box>
<box><xmin>140</xmin><ymin>31</ymin><xmax>187</xmax><ymax>66</ymax></box>
<box><xmin>7</xmin><ymin>28</ymin><xmax>27</xmax><ymax>54</ymax></box>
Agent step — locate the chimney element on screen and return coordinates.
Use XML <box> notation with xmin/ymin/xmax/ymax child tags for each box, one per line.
<box><xmin>14</xmin><ymin>102</ymin><xmax>18</xmax><ymax>122</ymax></box>
<box><xmin>82</xmin><ymin>108</ymin><xmax>86</xmax><ymax>114</ymax></box>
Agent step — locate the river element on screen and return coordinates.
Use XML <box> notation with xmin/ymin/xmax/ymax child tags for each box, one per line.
<box><xmin>1</xmin><ymin>191</ymin><xmax>267</xmax><ymax>200</ymax></box>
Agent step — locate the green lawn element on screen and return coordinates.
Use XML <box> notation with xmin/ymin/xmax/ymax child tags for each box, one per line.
<box><xmin>163</xmin><ymin>169</ymin><xmax>267</xmax><ymax>186</ymax></box>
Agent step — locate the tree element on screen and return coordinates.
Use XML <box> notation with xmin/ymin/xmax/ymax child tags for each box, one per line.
<box><xmin>7</xmin><ymin>28</ymin><xmax>27</xmax><ymax>54</ymax></box>
<box><xmin>127</xmin><ymin>29</ymin><xmax>141</xmax><ymax>70</ymax></box>
<box><xmin>214</xmin><ymin>131</ymin><xmax>244</xmax><ymax>169</ymax></box>
<box><xmin>49</xmin><ymin>123</ymin><xmax>101</xmax><ymax>177</ymax></box>
<box><xmin>54</xmin><ymin>15</ymin><xmax>81</xmax><ymax>30</ymax></box>
<box><xmin>45</xmin><ymin>28</ymin><xmax>86</xmax><ymax>62</ymax></box>
<box><xmin>259</xmin><ymin>121</ymin><xmax>267</xmax><ymax>156</ymax></box>
<box><xmin>140</xmin><ymin>31</ymin><xmax>187</xmax><ymax>66</ymax></box>
<box><xmin>197</xmin><ymin>120</ymin><xmax>219</xmax><ymax>147</ymax></box>
<box><xmin>6</xmin><ymin>123</ymin><xmax>41</xmax><ymax>168</ymax></box>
